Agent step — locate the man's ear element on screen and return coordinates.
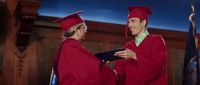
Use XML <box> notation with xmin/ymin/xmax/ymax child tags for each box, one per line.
<box><xmin>141</xmin><ymin>20</ymin><xmax>147</xmax><ymax>27</ymax></box>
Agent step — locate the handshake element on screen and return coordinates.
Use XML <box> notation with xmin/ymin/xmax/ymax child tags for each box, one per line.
<box><xmin>95</xmin><ymin>48</ymin><xmax>137</xmax><ymax>63</ymax></box>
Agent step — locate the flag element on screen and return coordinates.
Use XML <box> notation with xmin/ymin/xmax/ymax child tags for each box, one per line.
<box><xmin>183</xmin><ymin>5</ymin><xmax>200</xmax><ymax>85</ymax></box>
<box><xmin>49</xmin><ymin>68</ymin><xmax>58</xmax><ymax>85</ymax></box>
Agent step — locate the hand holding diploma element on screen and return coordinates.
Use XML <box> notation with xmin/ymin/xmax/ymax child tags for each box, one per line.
<box><xmin>114</xmin><ymin>48</ymin><xmax>137</xmax><ymax>60</ymax></box>
<box><xmin>95</xmin><ymin>48</ymin><xmax>125</xmax><ymax>63</ymax></box>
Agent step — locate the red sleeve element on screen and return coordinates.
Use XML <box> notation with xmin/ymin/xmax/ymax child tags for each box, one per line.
<box><xmin>114</xmin><ymin>60</ymin><xmax>126</xmax><ymax>85</ymax></box>
<box><xmin>114</xmin><ymin>41</ymin><xmax>133</xmax><ymax>85</ymax></box>
<box><xmin>58</xmin><ymin>45</ymin><xmax>116</xmax><ymax>85</ymax></box>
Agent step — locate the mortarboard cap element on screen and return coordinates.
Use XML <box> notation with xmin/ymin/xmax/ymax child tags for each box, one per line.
<box><xmin>54</xmin><ymin>11</ymin><xmax>85</xmax><ymax>31</ymax></box>
<box><xmin>125</xmin><ymin>6</ymin><xmax>152</xmax><ymax>37</ymax></box>
<box><xmin>128</xmin><ymin>6</ymin><xmax>152</xmax><ymax>20</ymax></box>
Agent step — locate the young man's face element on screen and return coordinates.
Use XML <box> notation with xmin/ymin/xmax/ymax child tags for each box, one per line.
<box><xmin>128</xmin><ymin>18</ymin><xmax>146</xmax><ymax>36</ymax></box>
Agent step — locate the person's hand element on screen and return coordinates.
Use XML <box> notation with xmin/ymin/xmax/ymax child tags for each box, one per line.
<box><xmin>114</xmin><ymin>49</ymin><xmax>137</xmax><ymax>60</ymax></box>
<box><xmin>103</xmin><ymin>61</ymin><xmax>113</xmax><ymax>69</ymax></box>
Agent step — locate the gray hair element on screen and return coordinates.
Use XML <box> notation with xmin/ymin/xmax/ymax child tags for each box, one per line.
<box><xmin>63</xmin><ymin>23</ymin><xmax>85</xmax><ymax>37</ymax></box>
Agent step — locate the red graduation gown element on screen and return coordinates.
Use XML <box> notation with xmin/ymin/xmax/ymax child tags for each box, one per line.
<box><xmin>54</xmin><ymin>38</ymin><xmax>116</xmax><ymax>85</ymax></box>
<box><xmin>114</xmin><ymin>34</ymin><xmax>167</xmax><ymax>85</ymax></box>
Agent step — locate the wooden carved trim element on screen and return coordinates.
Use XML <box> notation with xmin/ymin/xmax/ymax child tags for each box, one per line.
<box><xmin>12</xmin><ymin>0</ymin><xmax>40</xmax><ymax>78</ymax></box>
<box><xmin>14</xmin><ymin>0</ymin><xmax>41</xmax><ymax>16</ymax></box>
<box><xmin>14</xmin><ymin>49</ymin><xmax>27</xmax><ymax>77</ymax></box>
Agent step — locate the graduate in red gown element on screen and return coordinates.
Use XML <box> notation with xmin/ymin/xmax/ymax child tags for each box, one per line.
<box><xmin>114</xmin><ymin>6</ymin><xmax>167</xmax><ymax>85</ymax></box>
<box><xmin>53</xmin><ymin>11</ymin><xmax>116</xmax><ymax>85</ymax></box>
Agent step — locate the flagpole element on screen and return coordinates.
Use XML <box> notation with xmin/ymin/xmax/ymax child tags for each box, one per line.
<box><xmin>188</xmin><ymin>0</ymin><xmax>198</xmax><ymax>48</ymax></box>
<box><xmin>189</xmin><ymin>3</ymin><xmax>195</xmax><ymax>23</ymax></box>
<box><xmin>191</xmin><ymin>0</ymin><xmax>194</xmax><ymax>13</ymax></box>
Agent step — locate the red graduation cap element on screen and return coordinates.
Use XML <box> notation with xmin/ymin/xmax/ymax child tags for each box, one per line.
<box><xmin>54</xmin><ymin>11</ymin><xmax>85</xmax><ymax>31</ymax></box>
<box><xmin>125</xmin><ymin>6</ymin><xmax>152</xmax><ymax>37</ymax></box>
<box><xmin>128</xmin><ymin>6</ymin><xmax>152</xmax><ymax>20</ymax></box>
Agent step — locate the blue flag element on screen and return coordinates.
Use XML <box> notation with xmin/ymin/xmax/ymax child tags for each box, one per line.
<box><xmin>49</xmin><ymin>68</ymin><xmax>58</xmax><ymax>85</ymax></box>
<box><xmin>183</xmin><ymin>14</ymin><xmax>200</xmax><ymax>85</ymax></box>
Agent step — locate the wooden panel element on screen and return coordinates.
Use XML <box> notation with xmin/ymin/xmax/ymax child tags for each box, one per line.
<box><xmin>170</xmin><ymin>48</ymin><xmax>185</xmax><ymax>85</ymax></box>
<box><xmin>37</xmin><ymin>38</ymin><xmax>60</xmax><ymax>85</ymax></box>
<box><xmin>166</xmin><ymin>47</ymin><xmax>174</xmax><ymax>85</ymax></box>
<box><xmin>82</xmin><ymin>41</ymin><xmax>102</xmax><ymax>54</ymax></box>
<box><xmin>33</xmin><ymin>25</ymin><xmax>62</xmax><ymax>85</ymax></box>
<box><xmin>0</xmin><ymin>43</ymin><xmax>3</xmax><ymax>73</ymax></box>
<box><xmin>0</xmin><ymin>2</ymin><xmax>6</xmax><ymax>41</ymax></box>
<box><xmin>110</xmin><ymin>43</ymin><xmax>123</xmax><ymax>49</ymax></box>
<box><xmin>26</xmin><ymin>40</ymin><xmax>38</xmax><ymax>85</ymax></box>
<box><xmin>0</xmin><ymin>43</ymin><xmax>3</xmax><ymax>85</ymax></box>
<box><xmin>4</xmin><ymin>6</ymin><xmax>18</xmax><ymax>85</ymax></box>
<box><xmin>0</xmin><ymin>2</ymin><xmax>5</xmax><ymax>84</ymax></box>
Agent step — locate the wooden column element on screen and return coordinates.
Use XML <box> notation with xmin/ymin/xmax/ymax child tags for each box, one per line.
<box><xmin>4</xmin><ymin>0</ymin><xmax>40</xmax><ymax>85</ymax></box>
<box><xmin>166</xmin><ymin>43</ymin><xmax>175</xmax><ymax>85</ymax></box>
<box><xmin>0</xmin><ymin>0</ymin><xmax>6</xmax><ymax>85</ymax></box>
